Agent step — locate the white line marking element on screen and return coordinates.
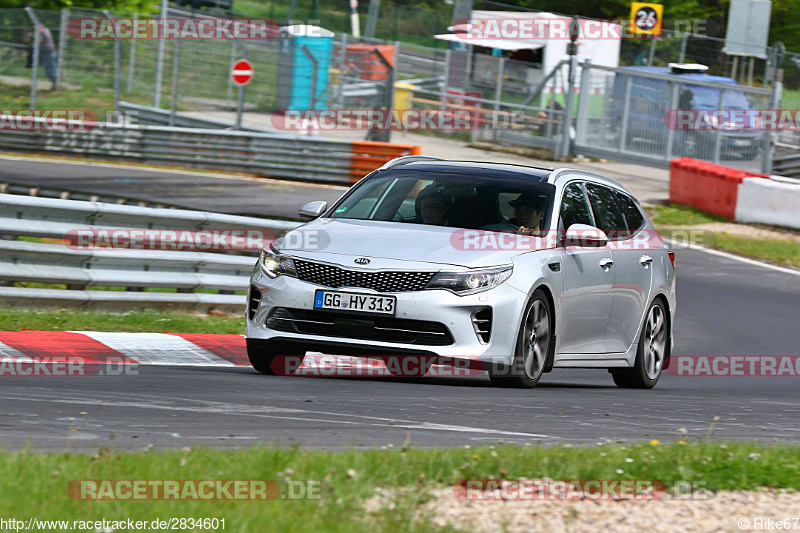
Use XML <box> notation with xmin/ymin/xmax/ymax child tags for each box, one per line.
<box><xmin>665</xmin><ymin>238</ymin><xmax>800</xmax><ymax>276</ymax></box>
<box><xmin>0</xmin><ymin>390</ymin><xmax>553</xmax><ymax>440</ymax></box>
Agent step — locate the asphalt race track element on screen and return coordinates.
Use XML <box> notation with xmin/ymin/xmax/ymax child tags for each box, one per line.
<box><xmin>0</xmin><ymin>246</ymin><xmax>798</xmax><ymax>451</ymax></box>
<box><xmin>0</xmin><ymin>156</ymin><xmax>346</xmax><ymax>219</ymax></box>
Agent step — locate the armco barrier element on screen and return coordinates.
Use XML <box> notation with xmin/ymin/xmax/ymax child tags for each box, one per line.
<box><xmin>0</xmin><ymin>120</ymin><xmax>421</xmax><ymax>185</ymax></box>
<box><xmin>669</xmin><ymin>158</ymin><xmax>799</xmax><ymax>229</ymax></box>
<box><xmin>0</xmin><ymin>194</ymin><xmax>302</xmax><ymax>312</ymax></box>
<box><xmin>669</xmin><ymin>158</ymin><xmax>769</xmax><ymax>219</ymax></box>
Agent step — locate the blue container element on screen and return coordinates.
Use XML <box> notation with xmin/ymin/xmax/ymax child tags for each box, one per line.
<box><xmin>276</xmin><ymin>25</ymin><xmax>334</xmax><ymax>111</ymax></box>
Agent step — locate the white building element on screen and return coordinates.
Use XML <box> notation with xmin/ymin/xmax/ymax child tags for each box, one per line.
<box><xmin>434</xmin><ymin>10</ymin><xmax>621</xmax><ymax>103</ymax></box>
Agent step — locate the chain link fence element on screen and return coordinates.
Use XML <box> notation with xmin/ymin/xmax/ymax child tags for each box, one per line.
<box><xmin>0</xmin><ymin>6</ymin><xmax>796</xmax><ymax>174</ymax></box>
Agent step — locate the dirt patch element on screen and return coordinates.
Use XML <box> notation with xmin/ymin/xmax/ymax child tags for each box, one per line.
<box><xmin>366</xmin><ymin>486</ymin><xmax>800</xmax><ymax>533</ymax></box>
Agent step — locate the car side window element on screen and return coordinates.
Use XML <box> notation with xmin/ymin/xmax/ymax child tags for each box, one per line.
<box><xmin>584</xmin><ymin>183</ymin><xmax>628</xmax><ymax>239</ymax></box>
<box><xmin>614</xmin><ymin>191</ymin><xmax>645</xmax><ymax>235</ymax></box>
<box><xmin>559</xmin><ymin>183</ymin><xmax>594</xmax><ymax>229</ymax></box>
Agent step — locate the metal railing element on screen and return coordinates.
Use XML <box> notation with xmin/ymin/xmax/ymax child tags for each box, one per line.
<box><xmin>572</xmin><ymin>63</ymin><xmax>775</xmax><ymax>173</ymax></box>
<box><xmin>0</xmin><ymin>193</ymin><xmax>301</xmax><ymax>312</ymax></box>
<box><xmin>117</xmin><ymin>102</ymin><xmax>264</xmax><ymax>131</ymax></box>
<box><xmin>0</xmin><ymin>122</ymin><xmax>355</xmax><ymax>184</ymax></box>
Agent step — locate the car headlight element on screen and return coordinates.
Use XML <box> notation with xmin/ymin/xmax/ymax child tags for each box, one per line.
<box><xmin>425</xmin><ymin>266</ymin><xmax>512</xmax><ymax>295</ymax></box>
<box><xmin>259</xmin><ymin>250</ymin><xmax>297</xmax><ymax>278</ymax></box>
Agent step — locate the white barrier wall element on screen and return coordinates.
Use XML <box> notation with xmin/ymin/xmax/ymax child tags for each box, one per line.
<box><xmin>735</xmin><ymin>177</ymin><xmax>800</xmax><ymax>230</ymax></box>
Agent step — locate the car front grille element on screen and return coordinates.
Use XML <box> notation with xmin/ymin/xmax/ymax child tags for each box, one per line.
<box><xmin>266</xmin><ymin>307</ymin><xmax>454</xmax><ymax>346</ymax></box>
<box><xmin>293</xmin><ymin>259</ymin><xmax>435</xmax><ymax>292</ymax></box>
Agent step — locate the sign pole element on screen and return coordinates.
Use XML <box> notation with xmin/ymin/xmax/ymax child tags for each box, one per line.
<box><xmin>236</xmin><ymin>85</ymin><xmax>245</xmax><ymax>129</ymax></box>
<box><xmin>230</xmin><ymin>58</ymin><xmax>253</xmax><ymax>130</ymax></box>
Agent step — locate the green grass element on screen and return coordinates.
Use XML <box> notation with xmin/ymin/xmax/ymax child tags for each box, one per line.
<box><xmin>648</xmin><ymin>203</ymin><xmax>800</xmax><ymax>268</ymax></box>
<box><xmin>0</xmin><ymin>82</ymin><xmax>153</xmax><ymax>120</ymax></box>
<box><xmin>712</xmin><ymin>234</ymin><xmax>800</xmax><ymax>268</ymax></box>
<box><xmin>0</xmin><ymin>308</ymin><xmax>244</xmax><ymax>334</ymax></box>
<box><xmin>648</xmin><ymin>203</ymin><xmax>727</xmax><ymax>226</ymax></box>
<box><xmin>0</xmin><ymin>442</ymin><xmax>797</xmax><ymax>532</ymax></box>
<box><xmin>11</xmin><ymin>282</ymin><xmax>245</xmax><ymax>295</ymax></box>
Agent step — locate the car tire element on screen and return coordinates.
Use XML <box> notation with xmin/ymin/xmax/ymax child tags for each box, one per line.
<box><xmin>247</xmin><ymin>340</ymin><xmax>305</xmax><ymax>375</ymax></box>
<box><xmin>611</xmin><ymin>299</ymin><xmax>668</xmax><ymax>389</ymax></box>
<box><xmin>489</xmin><ymin>289</ymin><xmax>552</xmax><ymax>389</ymax></box>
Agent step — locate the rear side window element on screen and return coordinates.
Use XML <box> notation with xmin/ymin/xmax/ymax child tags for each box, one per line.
<box><xmin>585</xmin><ymin>183</ymin><xmax>628</xmax><ymax>239</ymax></box>
<box><xmin>614</xmin><ymin>191</ymin><xmax>645</xmax><ymax>234</ymax></box>
<box><xmin>559</xmin><ymin>183</ymin><xmax>594</xmax><ymax>228</ymax></box>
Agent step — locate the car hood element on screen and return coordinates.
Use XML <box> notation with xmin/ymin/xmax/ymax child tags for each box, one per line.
<box><xmin>273</xmin><ymin>218</ymin><xmax>554</xmax><ymax>269</ymax></box>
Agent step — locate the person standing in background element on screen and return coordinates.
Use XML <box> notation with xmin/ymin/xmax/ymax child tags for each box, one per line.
<box><xmin>37</xmin><ymin>24</ymin><xmax>58</xmax><ymax>90</ymax></box>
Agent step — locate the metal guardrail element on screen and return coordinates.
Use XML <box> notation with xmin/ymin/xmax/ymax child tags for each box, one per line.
<box><xmin>0</xmin><ymin>194</ymin><xmax>302</xmax><ymax>312</ymax></box>
<box><xmin>0</xmin><ymin>123</ymin><xmax>356</xmax><ymax>183</ymax></box>
<box><xmin>118</xmin><ymin>102</ymin><xmax>265</xmax><ymax>131</ymax></box>
<box><xmin>0</xmin><ymin>118</ymin><xmax>421</xmax><ymax>184</ymax></box>
<box><xmin>772</xmin><ymin>152</ymin><xmax>800</xmax><ymax>178</ymax></box>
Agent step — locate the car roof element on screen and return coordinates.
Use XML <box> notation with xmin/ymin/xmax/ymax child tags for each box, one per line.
<box><xmin>617</xmin><ymin>66</ymin><xmax>739</xmax><ymax>85</ymax></box>
<box><xmin>383</xmin><ymin>160</ymin><xmax>554</xmax><ymax>182</ymax></box>
<box><xmin>376</xmin><ymin>159</ymin><xmax>635</xmax><ymax>198</ymax></box>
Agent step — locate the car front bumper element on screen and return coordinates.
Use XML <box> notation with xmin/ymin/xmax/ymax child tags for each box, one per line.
<box><xmin>245</xmin><ymin>265</ymin><xmax>527</xmax><ymax>366</ymax></box>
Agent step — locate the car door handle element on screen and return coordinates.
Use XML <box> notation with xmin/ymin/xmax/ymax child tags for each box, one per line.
<box><xmin>640</xmin><ymin>255</ymin><xmax>653</xmax><ymax>265</ymax></box>
<box><xmin>599</xmin><ymin>257</ymin><xmax>614</xmax><ymax>268</ymax></box>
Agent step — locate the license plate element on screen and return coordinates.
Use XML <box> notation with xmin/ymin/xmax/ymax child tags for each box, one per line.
<box><xmin>314</xmin><ymin>290</ymin><xmax>396</xmax><ymax>315</ymax></box>
<box><xmin>732</xmin><ymin>139</ymin><xmax>752</xmax><ymax>147</ymax></box>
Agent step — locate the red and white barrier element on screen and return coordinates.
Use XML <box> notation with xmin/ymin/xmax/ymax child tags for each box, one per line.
<box><xmin>735</xmin><ymin>176</ymin><xmax>800</xmax><ymax>229</ymax></box>
<box><xmin>669</xmin><ymin>158</ymin><xmax>799</xmax><ymax>229</ymax></box>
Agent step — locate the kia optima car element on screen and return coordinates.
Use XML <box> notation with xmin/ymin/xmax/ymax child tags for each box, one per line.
<box><xmin>245</xmin><ymin>157</ymin><xmax>675</xmax><ymax>388</ymax></box>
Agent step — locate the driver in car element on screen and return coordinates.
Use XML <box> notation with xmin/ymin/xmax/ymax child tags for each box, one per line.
<box><xmin>418</xmin><ymin>187</ymin><xmax>450</xmax><ymax>226</ymax></box>
<box><xmin>510</xmin><ymin>192</ymin><xmax>546</xmax><ymax>233</ymax></box>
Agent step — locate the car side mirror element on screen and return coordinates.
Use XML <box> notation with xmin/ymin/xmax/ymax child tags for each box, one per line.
<box><xmin>564</xmin><ymin>223</ymin><xmax>609</xmax><ymax>248</ymax></box>
<box><xmin>299</xmin><ymin>201</ymin><xmax>327</xmax><ymax>221</ymax></box>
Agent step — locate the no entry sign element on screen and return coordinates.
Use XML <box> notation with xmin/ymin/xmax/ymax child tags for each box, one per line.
<box><xmin>231</xmin><ymin>59</ymin><xmax>253</xmax><ymax>86</ymax></box>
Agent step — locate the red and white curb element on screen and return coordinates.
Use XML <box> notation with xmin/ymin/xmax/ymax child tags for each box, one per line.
<box><xmin>0</xmin><ymin>331</ymin><xmax>452</xmax><ymax>376</ymax></box>
<box><xmin>0</xmin><ymin>331</ymin><xmax>248</xmax><ymax>367</ymax></box>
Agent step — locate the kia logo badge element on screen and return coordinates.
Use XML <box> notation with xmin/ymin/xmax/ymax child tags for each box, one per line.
<box><xmin>354</xmin><ymin>257</ymin><xmax>370</xmax><ymax>265</ymax></box>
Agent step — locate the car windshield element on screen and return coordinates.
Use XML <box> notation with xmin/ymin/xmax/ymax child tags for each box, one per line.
<box><xmin>689</xmin><ymin>85</ymin><xmax>753</xmax><ymax>109</ymax></box>
<box><xmin>329</xmin><ymin>172</ymin><xmax>556</xmax><ymax>233</ymax></box>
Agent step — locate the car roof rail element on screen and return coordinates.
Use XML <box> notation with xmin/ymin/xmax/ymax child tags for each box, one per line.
<box><xmin>379</xmin><ymin>155</ymin><xmax>446</xmax><ymax>170</ymax></box>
